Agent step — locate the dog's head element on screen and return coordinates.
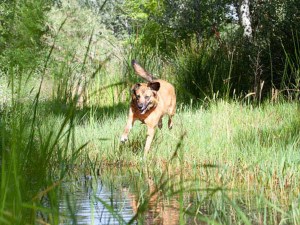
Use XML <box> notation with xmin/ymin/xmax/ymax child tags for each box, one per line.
<box><xmin>131</xmin><ymin>82</ymin><xmax>160</xmax><ymax>114</ymax></box>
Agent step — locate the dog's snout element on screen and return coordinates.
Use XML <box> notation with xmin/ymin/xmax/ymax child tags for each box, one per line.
<box><xmin>138</xmin><ymin>104</ymin><xmax>143</xmax><ymax>109</ymax></box>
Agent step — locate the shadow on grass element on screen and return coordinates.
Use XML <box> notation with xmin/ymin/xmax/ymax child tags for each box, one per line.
<box><xmin>119</xmin><ymin>137</ymin><xmax>145</xmax><ymax>155</ymax></box>
<box><xmin>38</xmin><ymin>98</ymin><xmax>129</xmax><ymax>122</ymax></box>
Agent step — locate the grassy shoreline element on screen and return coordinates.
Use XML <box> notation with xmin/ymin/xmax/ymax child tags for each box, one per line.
<box><xmin>74</xmin><ymin>100</ymin><xmax>300</xmax><ymax>221</ymax></box>
<box><xmin>70</xmin><ymin>100</ymin><xmax>300</xmax><ymax>164</ymax></box>
<box><xmin>1</xmin><ymin>76</ymin><xmax>300</xmax><ymax>223</ymax></box>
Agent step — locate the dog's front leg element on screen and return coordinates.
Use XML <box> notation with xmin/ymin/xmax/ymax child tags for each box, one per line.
<box><xmin>144</xmin><ymin>126</ymin><xmax>155</xmax><ymax>155</ymax></box>
<box><xmin>121</xmin><ymin>108</ymin><xmax>135</xmax><ymax>143</ymax></box>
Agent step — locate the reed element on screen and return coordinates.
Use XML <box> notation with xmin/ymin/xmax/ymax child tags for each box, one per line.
<box><xmin>1</xmin><ymin>62</ymin><xmax>300</xmax><ymax>224</ymax></box>
<box><xmin>0</xmin><ymin>13</ymin><xmax>95</xmax><ymax>223</ymax></box>
<box><xmin>54</xmin><ymin>94</ymin><xmax>299</xmax><ymax>223</ymax></box>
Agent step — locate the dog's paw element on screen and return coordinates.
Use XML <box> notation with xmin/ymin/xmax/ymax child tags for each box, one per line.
<box><xmin>120</xmin><ymin>135</ymin><xmax>128</xmax><ymax>143</ymax></box>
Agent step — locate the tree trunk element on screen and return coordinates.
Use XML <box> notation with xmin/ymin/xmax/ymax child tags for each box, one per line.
<box><xmin>239</xmin><ymin>0</ymin><xmax>253</xmax><ymax>39</ymax></box>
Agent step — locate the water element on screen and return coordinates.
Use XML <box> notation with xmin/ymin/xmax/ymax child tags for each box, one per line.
<box><xmin>55</xmin><ymin>166</ymin><xmax>295</xmax><ymax>224</ymax></box>
<box><xmin>58</xmin><ymin>169</ymin><xmax>182</xmax><ymax>225</ymax></box>
<box><xmin>56</xmin><ymin>167</ymin><xmax>281</xmax><ymax>225</ymax></box>
<box><xmin>59</xmin><ymin>177</ymin><xmax>136</xmax><ymax>225</ymax></box>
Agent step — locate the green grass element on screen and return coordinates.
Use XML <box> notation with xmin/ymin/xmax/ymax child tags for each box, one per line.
<box><xmin>33</xmin><ymin>97</ymin><xmax>300</xmax><ymax>223</ymax></box>
<box><xmin>69</xmin><ymin>100</ymin><xmax>300</xmax><ymax>164</ymax></box>
<box><xmin>1</xmin><ymin>67</ymin><xmax>300</xmax><ymax>224</ymax></box>
<box><xmin>1</xmin><ymin>47</ymin><xmax>299</xmax><ymax>223</ymax></box>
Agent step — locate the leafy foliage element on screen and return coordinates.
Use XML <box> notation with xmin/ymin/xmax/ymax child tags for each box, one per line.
<box><xmin>123</xmin><ymin>0</ymin><xmax>234</xmax><ymax>54</ymax></box>
<box><xmin>78</xmin><ymin>0</ymin><xmax>130</xmax><ymax>39</ymax></box>
<box><xmin>0</xmin><ymin>0</ymin><xmax>52</xmax><ymax>70</ymax></box>
<box><xmin>250</xmin><ymin>0</ymin><xmax>300</xmax><ymax>90</ymax></box>
<box><xmin>123</xmin><ymin>0</ymin><xmax>299</xmax><ymax>99</ymax></box>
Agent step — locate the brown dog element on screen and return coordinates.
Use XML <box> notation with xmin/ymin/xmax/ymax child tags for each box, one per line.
<box><xmin>121</xmin><ymin>60</ymin><xmax>176</xmax><ymax>155</ymax></box>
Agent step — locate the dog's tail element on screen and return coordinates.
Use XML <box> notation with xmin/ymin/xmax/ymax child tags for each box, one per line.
<box><xmin>132</xmin><ymin>60</ymin><xmax>154</xmax><ymax>82</ymax></box>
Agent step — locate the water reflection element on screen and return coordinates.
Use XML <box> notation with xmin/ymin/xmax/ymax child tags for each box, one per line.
<box><xmin>126</xmin><ymin>176</ymin><xmax>180</xmax><ymax>225</ymax></box>
<box><xmin>56</xmin><ymin>165</ymin><xmax>293</xmax><ymax>225</ymax></box>
<box><xmin>59</xmin><ymin>168</ymin><xmax>182</xmax><ymax>225</ymax></box>
<box><xmin>59</xmin><ymin>176</ymin><xmax>135</xmax><ymax>225</ymax></box>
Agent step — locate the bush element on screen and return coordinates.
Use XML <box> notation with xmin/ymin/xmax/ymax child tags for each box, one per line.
<box><xmin>0</xmin><ymin>0</ymin><xmax>51</xmax><ymax>71</ymax></box>
<box><xmin>172</xmin><ymin>37</ymin><xmax>236</xmax><ymax>103</ymax></box>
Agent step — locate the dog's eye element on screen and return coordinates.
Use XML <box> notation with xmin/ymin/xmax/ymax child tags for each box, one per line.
<box><xmin>145</xmin><ymin>96</ymin><xmax>150</xmax><ymax>100</ymax></box>
<box><xmin>136</xmin><ymin>95</ymin><xmax>140</xmax><ymax>99</ymax></box>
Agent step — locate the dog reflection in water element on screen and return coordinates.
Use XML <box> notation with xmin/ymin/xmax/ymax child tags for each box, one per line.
<box><xmin>123</xmin><ymin>177</ymin><xmax>180</xmax><ymax>225</ymax></box>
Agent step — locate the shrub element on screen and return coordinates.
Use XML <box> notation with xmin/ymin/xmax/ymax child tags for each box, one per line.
<box><xmin>0</xmin><ymin>0</ymin><xmax>51</xmax><ymax>70</ymax></box>
<box><xmin>172</xmin><ymin>37</ymin><xmax>235</xmax><ymax>103</ymax></box>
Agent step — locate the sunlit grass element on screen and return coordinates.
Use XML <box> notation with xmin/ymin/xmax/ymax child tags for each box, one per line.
<box><xmin>41</xmin><ymin>99</ymin><xmax>297</xmax><ymax>223</ymax></box>
<box><xmin>2</xmin><ymin>69</ymin><xmax>300</xmax><ymax>224</ymax></box>
<box><xmin>69</xmin><ymin>100</ymin><xmax>300</xmax><ymax>164</ymax></box>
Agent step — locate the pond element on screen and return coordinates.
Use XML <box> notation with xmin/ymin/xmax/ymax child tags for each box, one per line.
<box><xmin>55</xmin><ymin>165</ymin><xmax>291</xmax><ymax>225</ymax></box>
<box><xmin>58</xmin><ymin>168</ymin><xmax>183</xmax><ymax>225</ymax></box>
<box><xmin>59</xmin><ymin>177</ymin><xmax>135</xmax><ymax>224</ymax></box>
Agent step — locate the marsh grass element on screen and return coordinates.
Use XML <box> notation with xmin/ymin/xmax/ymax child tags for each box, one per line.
<box><xmin>2</xmin><ymin>51</ymin><xmax>299</xmax><ymax>223</ymax></box>
<box><xmin>0</xmin><ymin>13</ymin><xmax>103</xmax><ymax>224</ymax></box>
<box><xmin>0</xmin><ymin>80</ymin><xmax>84</xmax><ymax>224</ymax></box>
<box><xmin>57</xmin><ymin>97</ymin><xmax>299</xmax><ymax>224</ymax></box>
<box><xmin>1</xmin><ymin>65</ymin><xmax>300</xmax><ymax>224</ymax></box>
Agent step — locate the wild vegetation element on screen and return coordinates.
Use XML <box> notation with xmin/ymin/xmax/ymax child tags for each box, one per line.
<box><xmin>0</xmin><ymin>0</ymin><xmax>299</xmax><ymax>224</ymax></box>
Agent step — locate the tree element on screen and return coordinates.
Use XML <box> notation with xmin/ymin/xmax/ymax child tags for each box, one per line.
<box><xmin>77</xmin><ymin>0</ymin><xmax>130</xmax><ymax>39</ymax></box>
<box><xmin>232</xmin><ymin>0</ymin><xmax>300</xmax><ymax>97</ymax></box>
<box><xmin>239</xmin><ymin>0</ymin><xmax>252</xmax><ymax>39</ymax></box>
<box><xmin>123</xmin><ymin>0</ymin><xmax>233</xmax><ymax>54</ymax></box>
<box><xmin>0</xmin><ymin>0</ymin><xmax>53</xmax><ymax>70</ymax></box>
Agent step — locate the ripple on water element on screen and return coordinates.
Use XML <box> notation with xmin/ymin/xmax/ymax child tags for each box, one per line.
<box><xmin>59</xmin><ymin>178</ymin><xmax>136</xmax><ymax>225</ymax></box>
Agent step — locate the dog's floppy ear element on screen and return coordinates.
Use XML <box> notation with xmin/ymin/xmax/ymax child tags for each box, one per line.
<box><xmin>148</xmin><ymin>82</ymin><xmax>160</xmax><ymax>91</ymax></box>
<box><xmin>131</xmin><ymin>83</ymin><xmax>141</xmax><ymax>94</ymax></box>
